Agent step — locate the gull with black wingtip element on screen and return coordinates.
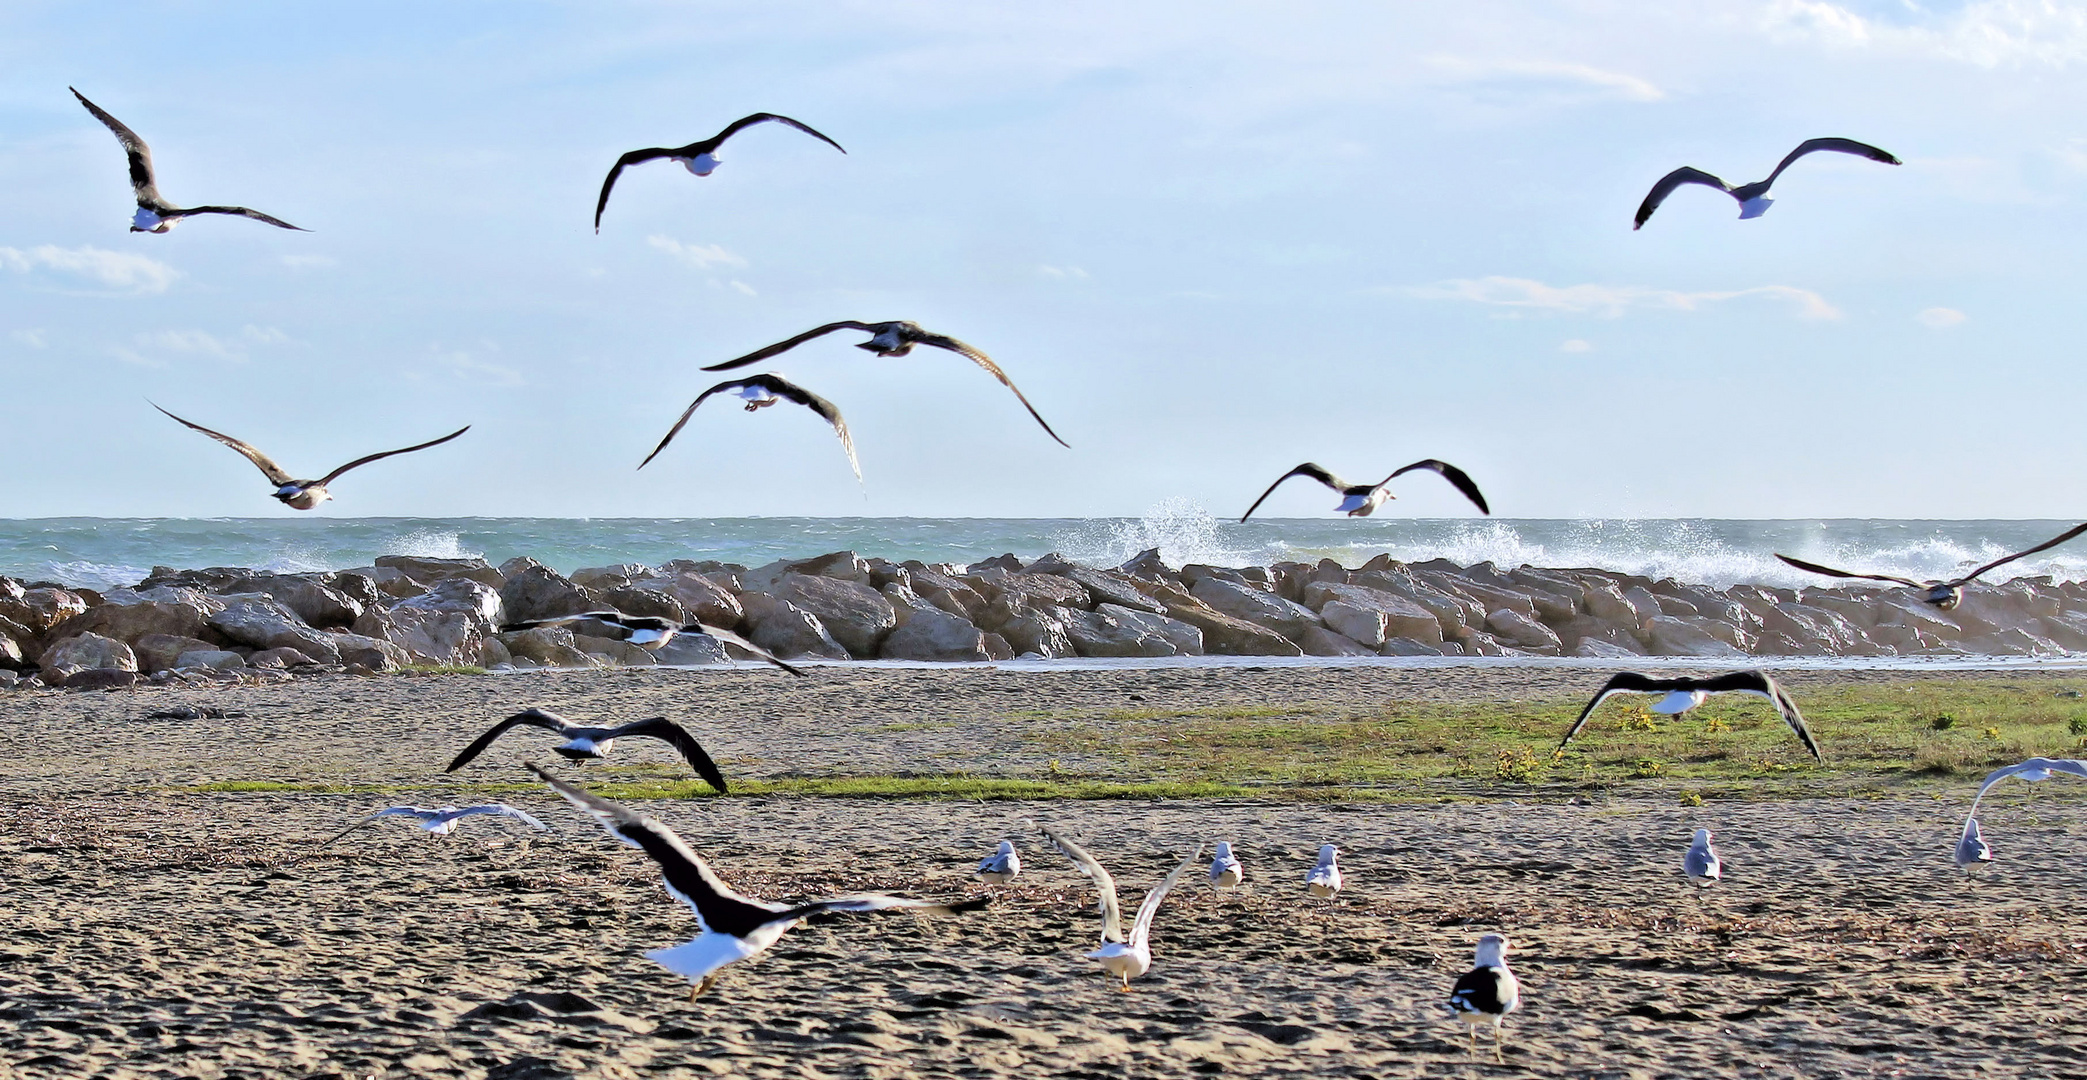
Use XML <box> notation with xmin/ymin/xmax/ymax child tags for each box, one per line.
<box><xmin>1447</xmin><ymin>933</ymin><xmax>1520</xmax><ymax>1061</ymax></box>
<box><xmin>1239</xmin><ymin>460</ymin><xmax>1489</xmax><ymax>522</ymax></box>
<box><xmin>1556</xmin><ymin>670</ymin><xmax>1821</xmax><ymax>761</ymax></box>
<box><xmin>1776</xmin><ymin>522</ymin><xmax>2087</xmax><ymax>611</ymax></box>
<box><xmin>1634</xmin><ymin>137</ymin><xmax>1900</xmax><ymax>229</ymax></box>
<box><xmin>152</xmin><ymin>403</ymin><xmax>466</xmax><ymax>510</ymax></box>
<box><xmin>72</xmin><ymin>88</ymin><xmax>307</xmax><ymax>234</ymax></box>
<box><xmin>594</xmin><ymin>112</ymin><xmax>844</xmax><ymax>231</ymax></box>
<box><xmin>447</xmin><ymin>708</ymin><xmax>731</xmax><ymax>792</ymax></box>
<box><xmin>638</xmin><ymin>373</ymin><xmax>859</xmax><ymax>480</ymax></box>
<box><xmin>497</xmin><ymin>611</ymin><xmax>804</xmax><ymax>675</ymax></box>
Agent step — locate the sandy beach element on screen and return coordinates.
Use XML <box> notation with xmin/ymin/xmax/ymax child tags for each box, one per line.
<box><xmin>6</xmin><ymin>664</ymin><xmax>2087</xmax><ymax>1079</ymax></box>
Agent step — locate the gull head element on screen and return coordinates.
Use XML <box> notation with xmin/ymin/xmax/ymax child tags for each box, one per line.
<box><xmin>1737</xmin><ymin>195</ymin><xmax>1774</xmax><ymax>219</ymax></box>
<box><xmin>1956</xmin><ymin>818</ymin><xmax>1993</xmax><ymax>869</ymax></box>
<box><xmin>1923</xmin><ymin>583</ymin><xmax>1964</xmax><ymax>610</ymax></box>
<box><xmin>1473</xmin><ymin>933</ymin><xmax>1510</xmax><ymax>967</ymax></box>
<box><xmin>1338</xmin><ymin>490</ymin><xmax>1389</xmax><ymax>517</ymax></box>
<box><xmin>737</xmin><ymin>383</ymin><xmax>781</xmax><ymax>410</ymax></box>
<box><xmin>274</xmin><ymin>483</ymin><xmax>331</xmax><ymax>511</ymax></box>
<box><xmin>680</xmin><ymin>153</ymin><xmax>721</xmax><ymax>177</ymax></box>
<box><xmin>1691</xmin><ymin>827</ymin><xmax>1713</xmax><ymax>846</ymax></box>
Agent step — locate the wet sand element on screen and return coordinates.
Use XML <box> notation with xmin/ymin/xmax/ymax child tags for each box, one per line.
<box><xmin>5</xmin><ymin>665</ymin><xmax>2087</xmax><ymax>1079</ymax></box>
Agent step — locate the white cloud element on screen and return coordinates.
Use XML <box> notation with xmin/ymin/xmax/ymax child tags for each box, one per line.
<box><xmin>436</xmin><ymin>345</ymin><xmax>524</xmax><ymax>387</ymax></box>
<box><xmin>729</xmin><ymin>280</ymin><xmax>757</xmax><ymax>296</ymax></box>
<box><xmin>128</xmin><ymin>325</ymin><xmax>293</xmax><ymax>363</ymax></box>
<box><xmin>9</xmin><ymin>329</ymin><xmax>46</xmax><ymax>349</ymax></box>
<box><xmin>0</xmin><ymin>244</ymin><xmax>180</xmax><ymax>294</ymax></box>
<box><xmin>1763</xmin><ymin>0</ymin><xmax>2087</xmax><ymax>67</ymax></box>
<box><xmin>1559</xmin><ymin>338</ymin><xmax>1594</xmax><ymax>353</ymax></box>
<box><xmin>1039</xmin><ymin>264</ymin><xmax>1091</xmax><ymax>279</ymax></box>
<box><xmin>280</xmin><ymin>254</ymin><xmax>337</xmax><ymax>270</ymax></box>
<box><xmin>1406</xmin><ymin>276</ymin><xmax>1841</xmax><ymax>320</ymax></box>
<box><xmin>1424</xmin><ymin>56</ymin><xmax>1664</xmax><ymax>102</ymax></box>
<box><xmin>1917</xmin><ymin>306</ymin><xmax>1968</xmax><ymax>328</ymax></box>
<box><xmin>647</xmin><ymin>235</ymin><xmax>749</xmax><ymax>270</ymax></box>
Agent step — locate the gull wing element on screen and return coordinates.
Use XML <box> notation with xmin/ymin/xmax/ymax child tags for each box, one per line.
<box><xmin>682</xmin><ymin>621</ymin><xmax>806</xmax><ymax>676</ymax></box>
<box><xmin>706</xmin><ymin>112</ymin><xmax>847</xmax><ymax>156</ymax></box>
<box><xmin>1038</xmin><ymin>823</ymin><xmax>1123</xmax><ymax>944</ymax></box>
<box><xmin>768</xmin><ymin>894</ymin><xmax>991</xmax><ymax>924</ymax></box>
<box><xmin>72</xmin><ymin>87</ymin><xmax>166</xmax><ymax>208</ymax></box>
<box><xmin>1967</xmin><ymin>757</ymin><xmax>2087</xmax><ymax>819</ymax></box>
<box><xmin>700</xmin><ymin>322</ymin><xmax>881</xmax><ymax>372</ymax></box>
<box><xmin>639</xmin><ymin>374</ymin><xmax>859</xmax><ymax>481</ymax></box>
<box><xmin>316</xmin><ymin>426</ymin><xmax>470</xmax><ymax>487</ymax></box>
<box><xmin>177</xmin><ymin>204</ymin><xmax>308</xmax><ymax>231</ymax></box>
<box><xmin>1239</xmin><ymin>463</ymin><xmax>1349</xmax><ymax>523</ymax></box>
<box><xmin>1699</xmin><ymin>671</ymin><xmax>1821</xmax><ymax>760</ymax></box>
<box><xmin>1774</xmin><ymin>553</ymin><xmax>1923</xmax><ymax>589</ymax></box>
<box><xmin>1556</xmin><ymin>671</ymin><xmax>1678</xmax><ymax>751</ymax></box>
<box><xmin>1761</xmin><ymin>137</ymin><xmax>1902</xmax><ymax>189</ymax></box>
<box><xmin>1633</xmin><ymin>166</ymin><xmax>1733</xmax><ymax>230</ymax></box>
<box><xmin>1953</xmin><ymin>522</ymin><xmax>2087</xmax><ymax>587</ymax></box>
<box><xmin>152</xmin><ymin>403</ymin><xmax>295</xmax><ymax>485</ymax></box>
<box><xmin>593</xmin><ymin>145</ymin><xmax>681</xmax><ymax>231</ymax></box>
<box><xmin>447</xmin><ymin>804</ymin><xmax>550</xmax><ymax>830</ymax></box>
<box><xmin>1385</xmin><ymin>459</ymin><xmax>1490</xmax><ymax>515</ymax></box>
<box><xmin>606</xmin><ymin>717</ymin><xmax>730</xmax><ymax>794</ymax></box>
<box><xmin>446</xmin><ymin>708</ymin><xmax>577</xmax><ymax>772</ymax></box>
<box><xmin>909</xmin><ymin>332</ymin><xmax>1069</xmax><ymax>448</ymax></box>
<box><xmin>318</xmin><ymin>806</ymin><xmax>431</xmax><ymax>847</ymax></box>
<box><xmin>1128</xmin><ymin>846</ymin><xmax>1203</xmax><ymax>951</ymax></box>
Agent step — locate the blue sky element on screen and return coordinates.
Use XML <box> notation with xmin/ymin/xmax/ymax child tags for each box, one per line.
<box><xmin>3</xmin><ymin>0</ymin><xmax>2086</xmax><ymax>519</ymax></box>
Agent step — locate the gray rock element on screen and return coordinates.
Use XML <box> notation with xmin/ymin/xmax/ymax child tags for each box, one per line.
<box><xmin>1295</xmin><ymin>624</ymin><xmax>1376</xmax><ymax>657</ymax></box>
<box><xmin>570</xmin><ymin>563</ymin><xmax>656</xmax><ymax>591</ymax></box>
<box><xmin>499</xmin><ymin>564</ymin><xmax>601</xmax><ymax>624</ymax></box>
<box><xmin>1190</xmin><ymin>578</ymin><xmax>1321</xmax><ymax>639</ymax></box>
<box><xmin>0</xmin><ymin>586</ymin><xmax>90</xmax><ymax>635</ymax></box>
<box><xmin>62</xmin><ymin>668</ymin><xmax>139</xmax><ymax>690</ymax></box>
<box><xmin>653</xmin><ymin>633</ymin><xmax>730</xmax><ymax>666</ymax></box>
<box><xmin>248</xmin><ymin>647</ymin><xmax>318</xmax><ymax>669</ymax></box>
<box><xmin>880</xmin><ymin>607</ymin><xmax>991</xmax><ymax>662</ymax></box>
<box><xmin>600</xmin><ymin>586</ymin><xmax>687</xmax><ymax>623</ymax></box>
<box><xmin>743</xmin><ymin>552</ymin><xmax>872</xmax><ymax>593</ymax></box>
<box><xmin>1485</xmin><ymin>608</ymin><xmax>1562</xmax><ymax>651</ymax></box>
<box><xmin>135</xmin><ymin>633</ymin><xmax>224</xmax><ymax>672</ymax></box>
<box><xmin>1320</xmin><ymin>599</ymin><xmax>1388</xmax><ymax>648</ymax></box>
<box><xmin>499</xmin><ymin>627</ymin><xmax>603</xmax><ymax>668</ymax></box>
<box><xmin>1643</xmin><ymin>615</ymin><xmax>1747</xmax><ymax>658</ymax></box>
<box><xmin>40</xmin><ymin>632</ymin><xmax>138</xmax><ymax>674</ymax></box>
<box><xmin>738</xmin><ymin>592</ymin><xmax>849</xmax><ymax>660</ymax></box>
<box><xmin>572</xmin><ymin>634</ymin><xmax>657</xmax><ymax>666</ymax></box>
<box><xmin>1378</xmin><ymin>636</ymin><xmax>1443</xmax><ymax>656</ymax></box>
<box><xmin>47</xmin><ymin>586</ymin><xmax>223</xmax><ymax>644</ymax></box>
<box><xmin>996</xmin><ymin>603</ymin><xmax>1076</xmax><ymax>658</ymax></box>
<box><xmin>175</xmin><ymin>649</ymin><xmax>246</xmax><ymax>671</ymax></box>
<box><xmin>1301</xmin><ymin>582</ymin><xmax>1445</xmax><ymax>645</ymax></box>
<box><xmin>633</xmin><ymin>572</ymin><xmax>742</xmax><ymax>627</ymax></box>
<box><xmin>1155</xmin><ymin>599</ymin><xmax>1301</xmax><ymax>656</ymax></box>
<box><xmin>900</xmin><ymin>564</ymin><xmax>990</xmax><ymax>622</ymax></box>
<box><xmin>210</xmin><ymin>598</ymin><xmax>343</xmax><ymax>664</ymax></box>
<box><xmin>373</xmin><ymin>555</ymin><xmax>503</xmax><ymax>588</ymax></box>
<box><xmin>772</xmin><ymin>574</ymin><xmax>896</xmax><ymax>657</ymax></box>
<box><xmin>1064</xmin><ymin>605</ymin><xmax>1202</xmax><ymax>657</ymax></box>
<box><xmin>1573</xmin><ymin>638</ymin><xmax>1641</xmax><ymax>658</ymax></box>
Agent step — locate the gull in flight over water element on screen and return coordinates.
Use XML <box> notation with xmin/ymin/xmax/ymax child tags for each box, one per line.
<box><xmin>1238</xmin><ymin>460</ymin><xmax>1489</xmax><ymax>522</ymax></box>
<box><xmin>320</xmin><ymin>804</ymin><xmax>547</xmax><ymax>847</ymax></box>
<box><xmin>1776</xmin><ymin>523</ymin><xmax>2087</xmax><ymax>611</ymax></box>
<box><xmin>530</xmin><ymin>763</ymin><xmax>986</xmax><ymax>999</ymax></box>
<box><xmin>1208</xmin><ymin>841</ymin><xmax>1245</xmax><ymax>889</ymax></box>
<box><xmin>1556</xmin><ymin>671</ymin><xmax>1821</xmax><ymax>761</ymax></box>
<box><xmin>594</xmin><ymin>112</ymin><xmax>844</xmax><ymax>231</ymax></box>
<box><xmin>977</xmin><ymin>840</ymin><xmax>1021</xmax><ymax>884</ymax></box>
<box><xmin>152</xmin><ymin>404</ymin><xmax>467</xmax><ymax>510</ymax></box>
<box><xmin>701</xmin><ymin>321</ymin><xmax>1068</xmax><ymax>447</ymax></box>
<box><xmin>1037</xmin><ymin>824</ymin><xmax>1201</xmax><ymax>991</ymax></box>
<box><xmin>1955</xmin><ymin>757</ymin><xmax>2087</xmax><ymax>869</ymax></box>
<box><xmin>447</xmin><ymin>708</ymin><xmax>730</xmax><ymax>792</ymax></box>
<box><xmin>638</xmin><ymin>374</ymin><xmax>859</xmax><ymax>480</ymax></box>
<box><xmin>1633</xmin><ymin>137</ymin><xmax>1900</xmax><ymax>229</ymax></box>
<box><xmin>1305</xmin><ymin>843</ymin><xmax>1342</xmax><ymax>898</ymax></box>
<box><xmin>1686</xmin><ymin>828</ymin><xmax>1722</xmax><ymax>888</ymax></box>
<box><xmin>498</xmin><ymin>611</ymin><xmax>804</xmax><ymax>675</ymax></box>
<box><xmin>72</xmin><ymin>88</ymin><xmax>307</xmax><ymax>233</ymax></box>
<box><xmin>1448</xmin><ymin>933</ymin><xmax>1521</xmax><ymax>1062</ymax></box>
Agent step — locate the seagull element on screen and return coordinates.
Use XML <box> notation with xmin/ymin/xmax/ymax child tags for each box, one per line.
<box><xmin>446</xmin><ymin>708</ymin><xmax>730</xmax><ymax>792</ymax></box>
<box><xmin>1633</xmin><ymin>137</ymin><xmax>1901</xmax><ymax>229</ymax></box>
<box><xmin>71</xmin><ymin>88</ymin><xmax>307</xmax><ymax>234</ymax></box>
<box><xmin>320</xmin><ymin>804</ymin><xmax>547</xmax><ymax>847</ymax></box>
<box><xmin>1556</xmin><ymin>671</ymin><xmax>1822</xmax><ymax>761</ymax></box>
<box><xmin>637</xmin><ymin>374</ymin><xmax>858</xmax><ymax>480</ymax></box>
<box><xmin>151</xmin><ymin>403</ymin><xmax>467</xmax><ymax>511</ymax></box>
<box><xmin>496</xmin><ymin>612</ymin><xmax>804</xmax><ymax>675</ymax></box>
<box><xmin>1238</xmin><ymin>460</ymin><xmax>1490</xmax><ymax>523</ymax></box>
<box><xmin>700</xmin><ymin>321</ymin><xmax>1068</xmax><ymax>448</ymax></box>
<box><xmin>1305</xmin><ymin>843</ymin><xmax>1342</xmax><ymax>898</ymax></box>
<box><xmin>1208</xmin><ymin>841</ymin><xmax>1244</xmax><ymax>889</ymax></box>
<box><xmin>1037</xmin><ymin>824</ymin><xmax>1201</xmax><ymax>991</ymax></box>
<box><xmin>1955</xmin><ymin>757</ymin><xmax>2087</xmax><ymax>867</ymax></box>
<box><xmin>1685</xmin><ymin>828</ymin><xmax>1722</xmax><ymax>888</ymax></box>
<box><xmin>977</xmin><ymin>840</ymin><xmax>1021</xmax><ymax>884</ymax></box>
<box><xmin>529</xmin><ymin>763</ymin><xmax>987</xmax><ymax>999</ymax></box>
<box><xmin>1775</xmin><ymin>523</ymin><xmax>2087</xmax><ymax>611</ymax></box>
<box><xmin>1447</xmin><ymin>933</ymin><xmax>1521</xmax><ymax>1062</ymax></box>
<box><xmin>594</xmin><ymin>113</ymin><xmax>844</xmax><ymax>231</ymax></box>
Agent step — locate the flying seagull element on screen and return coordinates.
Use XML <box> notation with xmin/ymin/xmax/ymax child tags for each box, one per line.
<box><xmin>1955</xmin><ymin>757</ymin><xmax>2087</xmax><ymax>868</ymax></box>
<box><xmin>1685</xmin><ymin>828</ymin><xmax>1722</xmax><ymax>888</ymax></box>
<box><xmin>152</xmin><ymin>403</ymin><xmax>466</xmax><ymax>510</ymax></box>
<box><xmin>1556</xmin><ymin>671</ymin><xmax>1821</xmax><ymax>761</ymax></box>
<box><xmin>1775</xmin><ymin>523</ymin><xmax>2087</xmax><ymax>611</ymax></box>
<box><xmin>1305</xmin><ymin>843</ymin><xmax>1342</xmax><ymax>898</ymax></box>
<box><xmin>320</xmin><ymin>804</ymin><xmax>547</xmax><ymax>847</ymax></box>
<box><xmin>72</xmin><ymin>88</ymin><xmax>307</xmax><ymax>234</ymax></box>
<box><xmin>529</xmin><ymin>763</ymin><xmax>986</xmax><ymax>999</ymax></box>
<box><xmin>1037</xmin><ymin>824</ymin><xmax>1201</xmax><ymax>991</ymax></box>
<box><xmin>700</xmin><ymin>321</ymin><xmax>1068</xmax><ymax>448</ymax></box>
<box><xmin>1238</xmin><ymin>460</ymin><xmax>1490</xmax><ymax>523</ymax></box>
<box><xmin>594</xmin><ymin>112</ymin><xmax>844</xmax><ymax>231</ymax></box>
<box><xmin>1447</xmin><ymin>933</ymin><xmax>1521</xmax><ymax>1062</ymax></box>
<box><xmin>1208</xmin><ymin>841</ymin><xmax>1245</xmax><ymax>889</ymax></box>
<box><xmin>497</xmin><ymin>611</ymin><xmax>804</xmax><ymax>675</ymax></box>
<box><xmin>1633</xmin><ymin>137</ymin><xmax>1901</xmax><ymax>229</ymax></box>
<box><xmin>447</xmin><ymin>708</ymin><xmax>730</xmax><ymax>792</ymax></box>
<box><xmin>638</xmin><ymin>374</ymin><xmax>858</xmax><ymax>480</ymax></box>
<box><xmin>977</xmin><ymin>840</ymin><xmax>1021</xmax><ymax>884</ymax></box>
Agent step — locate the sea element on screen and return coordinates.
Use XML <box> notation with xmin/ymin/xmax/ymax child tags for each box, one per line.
<box><xmin>4</xmin><ymin>502</ymin><xmax>2085</xmax><ymax>595</ymax></box>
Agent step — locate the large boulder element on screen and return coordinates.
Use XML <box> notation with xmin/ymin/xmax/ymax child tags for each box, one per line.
<box><xmin>1301</xmin><ymin>582</ymin><xmax>1445</xmax><ymax>646</ymax></box>
<box><xmin>47</xmin><ymin>586</ymin><xmax>222</xmax><ymax>644</ymax></box>
<box><xmin>1643</xmin><ymin>615</ymin><xmax>1747</xmax><ymax>658</ymax></box>
<box><xmin>996</xmin><ymin>603</ymin><xmax>1076</xmax><ymax>658</ymax></box>
<box><xmin>879</xmin><ymin>607</ymin><xmax>992</xmax><ymax>662</ymax></box>
<box><xmin>134</xmin><ymin>633</ymin><xmax>225</xmax><ymax>672</ymax></box>
<box><xmin>1022</xmin><ymin>557</ymin><xmax>1165</xmax><ymax>613</ymax></box>
<box><xmin>572</xmin><ymin>634</ymin><xmax>657</xmax><ymax>666</ymax></box>
<box><xmin>499</xmin><ymin>563</ymin><xmax>601</xmax><ymax>624</ymax></box>
<box><xmin>1321</xmin><ymin>600</ymin><xmax>1389</xmax><ymax>649</ymax></box>
<box><xmin>631</xmin><ymin>572</ymin><xmax>742</xmax><ymax>627</ymax></box>
<box><xmin>358</xmin><ymin>579</ymin><xmax>504</xmax><ymax>666</ymax></box>
<box><xmin>743</xmin><ymin>551</ymin><xmax>872</xmax><ymax>593</ymax></box>
<box><xmin>39</xmin><ymin>632</ymin><xmax>137</xmax><ymax>674</ymax></box>
<box><xmin>0</xmin><ymin>585</ymin><xmax>89</xmax><ymax>636</ymax></box>
<box><xmin>600</xmin><ymin>586</ymin><xmax>688</xmax><ymax>623</ymax></box>
<box><xmin>1189</xmin><ymin>577</ymin><xmax>1321</xmax><ymax>640</ymax></box>
<box><xmin>965</xmin><ymin>570</ymin><xmax>1092</xmax><ymax>611</ymax></box>
<box><xmin>738</xmin><ymin>592</ymin><xmax>849</xmax><ymax>660</ymax></box>
<box><xmin>1296</xmin><ymin>624</ymin><xmax>1375</xmax><ymax>657</ymax></box>
<box><xmin>373</xmin><ymin>555</ymin><xmax>503</xmax><ymax>588</ymax></box>
<box><xmin>242</xmin><ymin>577</ymin><xmax>363</xmax><ymax>628</ymax></box>
<box><xmin>498</xmin><ymin>626</ymin><xmax>602</xmax><ymax>668</ymax></box>
<box><xmin>900</xmin><ymin>564</ymin><xmax>990</xmax><ymax>621</ymax></box>
<box><xmin>1484</xmin><ymin>608</ymin><xmax>1562</xmax><ymax>652</ymax></box>
<box><xmin>1154</xmin><ymin>599</ymin><xmax>1301</xmax><ymax>656</ymax></box>
<box><xmin>210</xmin><ymin>597</ymin><xmax>343</xmax><ymax>664</ymax></box>
<box><xmin>1064</xmin><ymin>605</ymin><xmax>1203</xmax><ymax>658</ymax></box>
<box><xmin>771</xmin><ymin>575</ymin><xmax>896</xmax><ymax>657</ymax></box>
<box><xmin>569</xmin><ymin>563</ymin><xmax>656</xmax><ymax>592</ymax></box>
<box><xmin>653</xmin><ymin>633</ymin><xmax>731</xmax><ymax>666</ymax></box>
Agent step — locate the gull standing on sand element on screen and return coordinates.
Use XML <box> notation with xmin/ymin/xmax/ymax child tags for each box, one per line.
<box><xmin>319</xmin><ymin>804</ymin><xmax>547</xmax><ymax>847</ymax></box>
<box><xmin>637</xmin><ymin>374</ymin><xmax>859</xmax><ymax>480</ymax></box>
<box><xmin>594</xmin><ymin>112</ymin><xmax>845</xmax><ymax>231</ymax></box>
<box><xmin>1954</xmin><ymin>757</ymin><xmax>2087</xmax><ymax>868</ymax></box>
<box><xmin>72</xmin><ymin>88</ymin><xmax>307</xmax><ymax>233</ymax></box>
<box><xmin>1556</xmin><ymin>671</ymin><xmax>1822</xmax><ymax>761</ymax></box>
<box><xmin>497</xmin><ymin>612</ymin><xmax>803</xmax><ymax>674</ymax></box>
<box><xmin>1447</xmin><ymin>933</ymin><xmax>1521</xmax><ymax>1062</ymax></box>
<box><xmin>1305</xmin><ymin>844</ymin><xmax>1342</xmax><ymax>898</ymax></box>
<box><xmin>700</xmin><ymin>321</ymin><xmax>1069</xmax><ymax>447</ymax></box>
<box><xmin>977</xmin><ymin>841</ymin><xmax>1021</xmax><ymax>884</ymax></box>
<box><xmin>1037</xmin><ymin>824</ymin><xmax>1201</xmax><ymax>991</ymax></box>
<box><xmin>151</xmin><ymin>404</ymin><xmax>467</xmax><ymax>510</ymax></box>
<box><xmin>1238</xmin><ymin>461</ymin><xmax>1490</xmax><ymax>522</ymax></box>
<box><xmin>1776</xmin><ymin>523</ymin><xmax>2087</xmax><ymax>612</ymax></box>
<box><xmin>1685</xmin><ymin>828</ymin><xmax>1722</xmax><ymax>887</ymax></box>
<box><xmin>1633</xmin><ymin>137</ymin><xmax>1900</xmax><ymax>229</ymax></box>
<box><xmin>530</xmin><ymin>764</ymin><xmax>987</xmax><ymax>999</ymax></box>
<box><xmin>1209</xmin><ymin>841</ymin><xmax>1245</xmax><ymax>889</ymax></box>
<box><xmin>446</xmin><ymin>709</ymin><xmax>730</xmax><ymax>792</ymax></box>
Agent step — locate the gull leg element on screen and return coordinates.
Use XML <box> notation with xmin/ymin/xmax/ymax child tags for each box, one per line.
<box><xmin>689</xmin><ymin>974</ymin><xmax>719</xmax><ymax>1001</ymax></box>
<box><xmin>1494</xmin><ymin>1022</ymin><xmax>1506</xmax><ymax>1063</ymax></box>
<box><xmin>1467</xmin><ymin>1026</ymin><xmax>1477</xmax><ymax>1058</ymax></box>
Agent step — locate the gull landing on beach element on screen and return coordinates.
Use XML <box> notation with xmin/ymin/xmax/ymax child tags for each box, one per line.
<box><xmin>1556</xmin><ymin>671</ymin><xmax>1822</xmax><ymax>761</ymax></box>
<box><xmin>447</xmin><ymin>708</ymin><xmax>730</xmax><ymax>792</ymax></box>
<box><xmin>1305</xmin><ymin>844</ymin><xmax>1342</xmax><ymax>898</ymax></box>
<box><xmin>1633</xmin><ymin>137</ymin><xmax>1900</xmax><ymax>229</ymax></box>
<box><xmin>498</xmin><ymin>612</ymin><xmax>804</xmax><ymax>675</ymax></box>
<box><xmin>1038</xmin><ymin>824</ymin><xmax>1201</xmax><ymax>991</ymax></box>
<box><xmin>1776</xmin><ymin>523</ymin><xmax>2087</xmax><ymax>611</ymax></box>
<box><xmin>594</xmin><ymin>113</ymin><xmax>844</xmax><ymax>231</ymax></box>
<box><xmin>72</xmin><ymin>88</ymin><xmax>307</xmax><ymax>233</ymax></box>
<box><xmin>320</xmin><ymin>804</ymin><xmax>547</xmax><ymax>847</ymax></box>
<box><xmin>531</xmin><ymin>764</ymin><xmax>987</xmax><ymax>999</ymax></box>
<box><xmin>1238</xmin><ymin>460</ymin><xmax>1489</xmax><ymax>523</ymax></box>
<box><xmin>638</xmin><ymin>374</ymin><xmax>859</xmax><ymax>481</ymax></box>
<box><xmin>977</xmin><ymin>841</ymin><xmax>1021</xmax><ymax>884</ymax></box>
<box><xmin>1955</xmin><ymin>757</ymin><xmax>2087</xmax><ymax>869</ymax></box>
<box><xmin>152</xmin><ymin>404</ymin><xmax>467</xmax><ymax>510</ymax></box>
<box><xmin>701</xmin><ymin>321</ymin><xmax>1069</xmax><ymax>447</ymax></box>
<box><xmin>1686</xmin><ymin>828</ymin><xmax>1722</xmax><ymax>888</ymax></box>
<box><xmin>1448</xmin><ymin>933</ymin><xmax>1520</xmax><ymax>1062</ymax></box>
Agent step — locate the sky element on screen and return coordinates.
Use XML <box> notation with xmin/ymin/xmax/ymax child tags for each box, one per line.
<box><xmin>3</xmin><ymin>0</ymin><xmax>2087</xmax><ymax>520</ymax></box>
